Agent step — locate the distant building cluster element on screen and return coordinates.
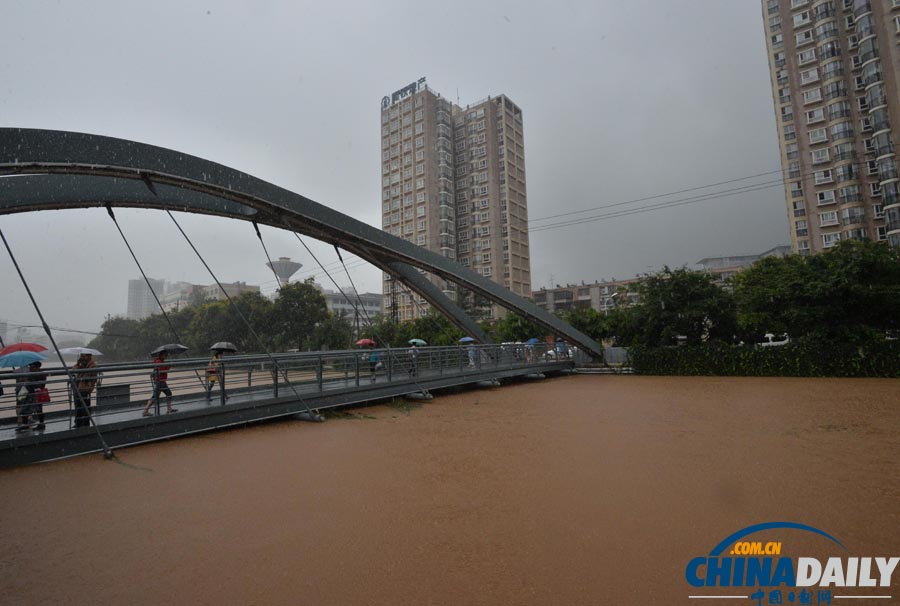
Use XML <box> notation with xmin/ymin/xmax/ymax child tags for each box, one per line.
<box><xmin>317</xmin><ymin>287</ymin><xmax>382</xmax><ymax>327</ymax></box>
<box><xmin>533</xmin><ymin>279</ymin><xmax>642</xmax><ymax>315</ymax></box>
<box><xmin>126</xmin><ymin>279</ymin><xmax>260</xmax><ymax>319</ymax></box>
<box><xmin>696</xmin><ymin>245</ymin><xmax>791</xmax><ymax>284</ymax></box>
<box><xmin>534</xmin><ymin>246</ymin><xmax>790</xmax><ymax>314</ymax></box>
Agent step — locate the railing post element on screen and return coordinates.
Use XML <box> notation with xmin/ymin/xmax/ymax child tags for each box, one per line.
<box><xmin>220</xmin><ymin>364</ymin><xmax>227</xmax><ymax>406</ymax></box>
<box><xmin>273</xmin><ymin>361</ymin><xmax>279</xmax><ymax>398</ymax></box>
<box><xmin>317</xmin><ymin>356</ymin><xmax>323</xmax><ymax>393</ymax></box>
<box><xmin>355</xmin><ymin>353</ymin><xmax>360</xmax><ymax>386</ymax></box>
<box><xmin>387</xmin><ymin>347</ymin><xmax>392</xmax><ymax>382</ymax></box>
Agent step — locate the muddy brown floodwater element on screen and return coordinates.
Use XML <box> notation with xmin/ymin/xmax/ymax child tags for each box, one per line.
<box><xmin>2</xmin><ymin>375</ymin><xmax>900</xmax><ymax>605</ymax></box>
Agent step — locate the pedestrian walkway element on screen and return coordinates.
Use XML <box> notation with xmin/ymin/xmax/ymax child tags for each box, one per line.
<box><xmin>0</xmin><ymin>345</ymin><xmax>573</xmax><ymax>467</ymax></box>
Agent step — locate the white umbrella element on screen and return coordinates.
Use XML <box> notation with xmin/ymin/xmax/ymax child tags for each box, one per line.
<box><xmin>58</xmin><ymin>347</ymin><xmax>104</xmax><ymax>356</ymax></box>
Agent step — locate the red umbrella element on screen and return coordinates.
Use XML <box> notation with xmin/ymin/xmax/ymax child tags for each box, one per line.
<box><xmin>0</xmin><ymin>342</ymin><xmax>47</xmax><ymax>356</ymax></box>
<box><xmin>355</xmin><ymin>338</ymin><xmax>376</xmax><ymax>347</ymax></box>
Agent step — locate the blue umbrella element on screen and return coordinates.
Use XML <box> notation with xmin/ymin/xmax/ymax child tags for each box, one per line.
<box><xmin>458</xmin><ymin>336</ymin><xmax>476</xmax><ymax>343</ymax></box>
<box><xmin>0</xmin><ymin>350</ymin><xmax>47</xmax><ymax>368</ymax></box>
<box><xmin>526</xmin><ymin>338</ymin><xmax>540</xmax><ymax>345</ymax></box>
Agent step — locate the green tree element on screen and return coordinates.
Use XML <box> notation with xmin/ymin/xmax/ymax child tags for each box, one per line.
<box><xmin>493</xmin><ymin>312</ymin><xmax>544</xmax><ymax>342</ymax></box>
<box><xmin>408</xmin><ymin>312</ymin><xmax>464</xmax><ymax>345</ymax></box>
<box><xmin>733</xmin><ymin>240</ymin><xmax>900</xmax><ymax>342</ymax></box>
<box><xmin>271</xmin><ymin>279</ymin><xmax>329</xmax><ymax>351</ymax></box>
<box><xmin>564</xmin><ymin>307</ymin><xmax>606</xmax><ymax>343</ymax></box>
<box><xmin>630</xmin><ymin>267</ymin><xmax>737</xmax><ymax>346</ymax></box>
<box><xmin>310</xmin><ymin>312</ymin><xmax>354</xmax><ymax>350</ymax></box>
<box><xmin>87</xmin><ymin>316</ymin><xmax>145</xmax><ymax>361</ymax></box>
<box><xmin>185</xmin><ymin>292</ymin><xmax>274</xmax><ymax>353</ymax></box>
<box><xmin>359</xmin><ymin>316</ymin><xmax>411</xmax><ymax>348</ymax></box>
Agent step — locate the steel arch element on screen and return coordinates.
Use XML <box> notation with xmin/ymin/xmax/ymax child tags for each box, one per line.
<box><xmin>0</xmin><ymin>128</ymin><xmax>603</xmax><ymax>357</ymax></box>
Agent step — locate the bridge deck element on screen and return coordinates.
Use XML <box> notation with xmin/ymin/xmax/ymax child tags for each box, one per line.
<box><xmin>0</xmin><ymin>345</ymin><xmax>573</xmax><ymax>467</ymax></box>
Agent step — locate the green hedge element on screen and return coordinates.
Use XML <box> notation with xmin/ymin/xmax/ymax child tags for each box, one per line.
<box><xmin>629</xmin><ymin>339</ymin><xmax>900</xmax><ymax>377</ymax></box>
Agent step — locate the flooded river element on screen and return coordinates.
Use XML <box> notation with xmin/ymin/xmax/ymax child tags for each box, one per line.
<box><xmin>2</xmin><ymin>375</ymin><xmax>899</xmax><ymax>605</ymax></box>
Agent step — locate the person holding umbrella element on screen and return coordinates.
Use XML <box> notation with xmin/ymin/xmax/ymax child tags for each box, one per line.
<box><xmin>407</xmin><ymin>339</ymin><xmax>425</xmax><ymax>378</ymax></box>
<box><xmin>72</xmin><ymin>352</ymin><xmax>99</xmax><ymax>428</ymax></box>
<box><xmin>143</xmin><ymin>350</ymin><xmax>176</xmax><ymax>416</ymax></box>
<box><xmin>368</xmin><ymin>344</ymin><xmax>382</xmax><ymax>382</ymax></box>
<box><xmin>205</xmin><ymin>343</ymin><xmax>236</xmax><ymax>402</ymax></box>
<box><xmin>15</xmin><ymin>360</ymin><xmax>47</xmax><ymax>432</ymax></box>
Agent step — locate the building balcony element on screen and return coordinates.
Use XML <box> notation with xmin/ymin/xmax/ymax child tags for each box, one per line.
<box><xmin>853</xmin><ymin>0</ymin><xmax>872</xmax><ymax>20</ymax></box>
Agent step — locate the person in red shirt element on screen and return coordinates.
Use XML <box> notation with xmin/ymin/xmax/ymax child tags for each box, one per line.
<box><xmin>143</xmin><ymin>351</ymin><xmax>177</xmax><ymax>416</ymax></box>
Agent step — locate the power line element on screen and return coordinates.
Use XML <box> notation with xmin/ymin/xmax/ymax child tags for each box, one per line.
<box><xmin>525</xmin><ymin>160</ymin><xmax>881</xmax><ymax>235</ymax></box>
<box><xmin>528</xmin><ymin>168</ymin><xmax>786</xmax><ymax>224</ymax></box>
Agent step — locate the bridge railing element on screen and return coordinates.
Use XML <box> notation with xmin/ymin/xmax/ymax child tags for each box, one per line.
<box><xmin>0</xmin><ymin>343</ymin><xmax>564</xmax><ymax>437</ymax></box>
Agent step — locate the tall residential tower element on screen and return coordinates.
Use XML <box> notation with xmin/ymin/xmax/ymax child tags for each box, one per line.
<box><xmin>763</xmin><ymin>0</ymin><xmax>900</xmax><ymax>253</ymax></box>
<box><xmin>380</xmin><ymin>78</ymin><xmax>532</xmax><ymax>321</ymax></box>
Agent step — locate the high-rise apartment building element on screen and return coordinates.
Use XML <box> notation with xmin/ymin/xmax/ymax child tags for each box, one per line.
<box><xmin>127</xmin><ymin>277</ymin><xmax>166</xmax><ymax>320</ymax></box>
<box><xmin>380</xmin><ymin>78</ymin><xmax>532</xmax><ymax>321</ymax></box>
<box><xmin>763</xmin><ymin>0</ymin><xmax>900</xmax><ymax>254</ymax></box>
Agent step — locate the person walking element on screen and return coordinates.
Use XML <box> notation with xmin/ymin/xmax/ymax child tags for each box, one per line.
<box><xmin>15</xmin><ymin>361</ymin><xmax>47</xmax><ymax>432</ymax></box>
<box><xmin>72</xmin><ymin>353</ymin><xmax>98</xmax><ymax>428</ymax></box>
<box><xmin>205</xmin><ymin>351</ymin><xmax>225</xmax><ymax>402</ymax></box>
<box><xmin>368</xmin><ymin>346</ymin><xmax>382</xmax><ymax>382</ymax></box>
<box><xmin>407</xmin><ymin>343</ymin><xmax>419</xmax><ymax>378</ymax></box>
<box><xmin>143</xmin><ymin>350</ymin><xmax>176</xmax><ymax>416</ymax></box>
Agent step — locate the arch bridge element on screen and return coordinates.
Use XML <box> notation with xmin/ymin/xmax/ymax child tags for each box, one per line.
<box><xmin>0</xmin><ymin>128</ymin><xmax>602</xmax><ymax>357</ymax></box>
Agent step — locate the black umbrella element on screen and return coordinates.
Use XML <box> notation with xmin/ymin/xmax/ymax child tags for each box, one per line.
<box><xmin>210</xmin><ymin>342</ymin><xmax>238</xmax><ymax>353</ymax></box>
<box><xmin>150</xmin><ymin>343</ymin><xmax>189</xmax><ymax>355</ymax></box>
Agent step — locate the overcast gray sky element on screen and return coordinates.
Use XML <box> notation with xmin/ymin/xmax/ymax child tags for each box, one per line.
<box><xmin>0</xmin><ymin>0</ymin><xmax>788</xmax><ymax>336</ymax></box>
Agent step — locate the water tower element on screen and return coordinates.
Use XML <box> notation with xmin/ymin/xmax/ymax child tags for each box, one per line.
<box><xmin>266</xmin><ymin>257</ymin><xmax>302</xmax><ymax>285</ymax></box>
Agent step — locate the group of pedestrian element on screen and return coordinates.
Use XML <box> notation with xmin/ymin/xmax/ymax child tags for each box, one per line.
<box><xmin>12</xmin><ymin>352</ymin><xmax>97</xmax><ymax>433</ymax></box>
<box><xmin>7</xmin><ymin>345</ymin><xmax>231</xmax><ymax>434</ymax></box>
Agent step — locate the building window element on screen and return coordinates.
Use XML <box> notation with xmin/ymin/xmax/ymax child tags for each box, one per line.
<box><xmin>808</xmin><ymin>127</ymin><xmax>828</xmax><ymax>144</ymax></box>
<box><xmin>800</xmin><ymin>67</ymin><xmax>819</xmax><ymax>84</ymax></box>
<box><xmin>814</xmin><ymin>169</ymin><xmax>833</xmax><ymax>185</ymax></box>
<box><xmin>795</xmin><ymin>220</ymin><xmax>808</xmax><ymax>237</ymax></box>
<box><xmin>793</xmin><ymin>9</ymin><xmax>812</xmax><ymax>27</ymax></box>
<box><xmin>415</xmin><ymin>164</ymin><xmax>424</xmax><ymax>175</ymax></box>
<box><xmin>802</xmin><ymin>88</ymin><xmax>822</xmax><ymax>104</ymax></box>
<box><xmin>817</xmin><ymin>190</ymin><xmax>836</xmax><ymax>205</ymax></box>
<box><xmin>797</xmin><ymin>47</ymin><xmax>816</xmax><ymax>65</ymax></box>
<box><xmin>795</xmin><ymin>30</ymin><xmax>814</xmax><ymax>47</ymax></box>
<box><xmin>811</xmin><ymin>148</ymin><xmax>830</xmax><ymax>164</ymax></box>
<box><xmin>806</xmin><ymin>108</ymin><xmax>825</xmax><ymax>123</ymax></box>
<box><xmin>819</xmin><ymin>211</ymin><xmax>839</xmax><ymax>227</ymax></box>
<box><xmin>822</xmin><ymin>232</ymin><xmax>841</xmax><ymax>248</ymax></box>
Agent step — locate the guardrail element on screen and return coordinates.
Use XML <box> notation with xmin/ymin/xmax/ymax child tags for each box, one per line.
<box><xmin>0</xmin><ymin>343</ymin><xmax>568</xmax><ymax>437</ymax></box>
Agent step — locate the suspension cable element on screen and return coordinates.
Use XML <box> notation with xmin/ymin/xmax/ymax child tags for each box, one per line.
<box><xmin>0</xmin><ymin>226</ymin><xmax>115</xmax><ymax>460</ymax></box>
<box><xmin>105</xmin><ymin>205</ymin><xmax>206</xmax><ymax>389</ymax></box>
<box><xmin>334</xmin><ymin>245</ymin><xmax>376</xmax><ymax>330</ymax></box>
<box><xmin>293</xmin><ymin>236</ymin><xmax>433</xmax><ymax>395</ymax></box>
<box><xmin>292</xmin><ymin>232</ymin><xmax>363</xmax><ymax>335</ymax></box>
<box><xmin>166</xmin><ymin>210</ymin><xmax>317</xmax><ymax>416</ymax></box>
<box><xmin>254</xmin><ymin>221</ymin><xmax>283</xmax><ymax>290</ymax></box>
